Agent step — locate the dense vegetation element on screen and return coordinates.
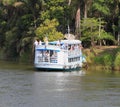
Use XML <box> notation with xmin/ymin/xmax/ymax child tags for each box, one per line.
<box><xmin>83</xmin><ymin>46</ymin><xmax>120</xmax><ymax>71</ymax></box>
<box><xmin>0</xmin><ymin>0</ymin><xmax>120</xmax><ymax>63</ymax></box>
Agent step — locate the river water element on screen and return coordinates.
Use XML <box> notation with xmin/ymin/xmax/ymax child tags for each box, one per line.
<box><xmin>0</xmin><ymin>61</ymin><xmax>120</xmax><ymax>107</ymax></box>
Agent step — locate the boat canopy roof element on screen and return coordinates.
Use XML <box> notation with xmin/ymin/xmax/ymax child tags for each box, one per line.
<box><xmin>49</xmin><ymin>40</ymin><xmax>81</xmax><ymax>45</ymax></box>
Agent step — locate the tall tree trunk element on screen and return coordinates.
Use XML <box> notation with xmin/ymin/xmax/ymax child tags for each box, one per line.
<box><xmin>84</xmin><ymin>0</ymin><xmax>93</xmax><ymax>19</ymax></box>
<box><xmin>75</xmin><ymin>6</ymin><xmax>81</xmax><ymax>39</ymax></box>
<box><xmin>84</xmin><ymin>1</ymin><xmax>87</xmax><ymax>18</ymax></box>
<box><xmin>118</xmin><ymin>17</ymin><xmax>120</xmax><ymax>45</ymax></box>
<box><xmin>68</xmin><ymin>0</ymin><xmax>71</xmax><ymax>5</ymax></box>
<box><xmin>99</xmin><ymin>18</ymin><xmax>102</xmax><ymax>46</ymax></box>
<box><xmin>118</xmin><ymin>3</ymin><xmax>120</xmax><ymax>45</ymax></box>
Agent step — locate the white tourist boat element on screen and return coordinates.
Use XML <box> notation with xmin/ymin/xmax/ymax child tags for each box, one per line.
<box><xmin>34</xmin><ymin>39</ymin><xmax>86</xmax><ymax>70</ymax></box>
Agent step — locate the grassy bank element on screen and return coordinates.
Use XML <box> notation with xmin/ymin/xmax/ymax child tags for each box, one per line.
<box><xmin>83</xmin><ymin>46</ymin><xmax>120</xmax><ymax>71</ymax></box>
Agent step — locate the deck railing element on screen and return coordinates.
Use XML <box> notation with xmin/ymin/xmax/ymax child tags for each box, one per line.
<box><xmin>37</xmin><ymin>56</ymin><xmax>57</xmax><ymax>63</ymax></box>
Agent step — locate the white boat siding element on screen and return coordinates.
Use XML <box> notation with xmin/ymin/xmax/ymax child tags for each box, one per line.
<box><xmin>34</xmin><ymin>40</ymin><xmax>85</xmax><ymax>70</ymax></box>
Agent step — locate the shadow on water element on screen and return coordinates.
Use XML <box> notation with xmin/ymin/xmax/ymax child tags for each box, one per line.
<box><xmin>0</xmin><ymin>60</ymin><xmax>34</xmax><ymax>71</ymax></box>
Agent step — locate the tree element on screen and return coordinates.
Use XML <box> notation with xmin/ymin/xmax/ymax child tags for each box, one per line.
<box><xmin>0</xmin><ymin>0</ymin><xmax>43</xmax><ymax>59</ymax></box>
<box><xmin>40</xmin><ymin>0</ymin><xmax>71</xmax><ymax>33</ymax></box>
<box><xmin>81</xmin><ymin>18</ymin><xmax>115</xmax><ymax>47</ymax></box>
<box><xmin>35</xmin><ymin>19</ymin><xmax>64</xmax><ymax>41</ymax></box>
<box><xmin>0</xmin><ymin>2</ymin><xmax>6</xmax><ymax>48</ymax></box>
<box><xmin>22</xmin><ymin>0</ymin><xmax>44</xmax><ymax>28</ymax></box>
<box><xmin>90</xmin><ymin>0</ymin><xmax>120</xmax><ymax>45</ymax></box>
<box><xmin>91</xmin><ymin>0</ymin><xmax>112</xmax><ymax>17</ymax></box>
<box><xmin>68</xmin><ymin>0</ymin><xmax>92</xmax><ymax>39</ymax></box>
<box><xmin>0</xmin><ymin>0</ymin><xmax>120</xmax><ymax>61</ymax></box>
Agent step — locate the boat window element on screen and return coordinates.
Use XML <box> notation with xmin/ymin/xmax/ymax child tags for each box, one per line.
<box><xmin>36</xmin><ymin>50</ymin><xmax>58</xmax><ymax>63</ymax></box>
<box><xmin>68</xmin><ymin>57</ymin><xmax>80</xmax><ymax>62</ymax></box>
<box><xmin>68</xmin><ymin>43</ymin><xmax>82</xmax><ymax>57</ymax></box>
<box><xmin>50</xmin><ymin>51</ymin><xmax>57</xmax><ymax>63</ymax></box>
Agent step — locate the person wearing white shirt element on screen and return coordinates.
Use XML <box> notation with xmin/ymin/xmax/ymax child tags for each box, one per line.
<box><xmin>34</xmin><ymin>39</ymin><xmax>38</xmax><ymax>46</ymax></box>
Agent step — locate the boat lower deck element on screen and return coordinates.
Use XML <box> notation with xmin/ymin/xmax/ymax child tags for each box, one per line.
<box><xmin>34</xmin><ymin>62</ymin><xmax>82</xmax><ymax>71</ymax></box>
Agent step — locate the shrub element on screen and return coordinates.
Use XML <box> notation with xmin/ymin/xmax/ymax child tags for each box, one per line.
<box><xmin>103</xmin><ymin>54</ymin><xmax>113</xmax><ymax>69</ymax></box>
<box><xmin>19</xmin><ymin>52</ymin><xmax>31</xmax><ymax>63</ymax></box>
<box><xmin>0</xmin><ymin>49</ymin><xmax>4</xmax><ymax>60</ymax></box>
<box><xmin>94</xmin><ymin>55</ymin><xmax>104</xmax><ymax>65</ymax></box>
<box><xmin>114</xmin><ymin>52</ymin><xmax>120</xmax><ymax>70</ymax></box>
<box><xmin>94</xmin><ymin>53</ymin><xmax>113</xmax><ymax>69</ymax></box>
<box><xmin>85</xmin><ymin>52</ymin><xmax>95</xmax><ymax>64</ymax></box>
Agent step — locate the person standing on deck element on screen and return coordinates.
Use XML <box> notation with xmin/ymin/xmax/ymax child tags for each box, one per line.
<box><xmin>34</xmin><ymin>39</ymin><xmax>39</xmax><ymax>46</ymax></box>
<box><xmin>44</xmin><ymin>36</ymin><xmax>48</xmax><ymax>46</ymax></box>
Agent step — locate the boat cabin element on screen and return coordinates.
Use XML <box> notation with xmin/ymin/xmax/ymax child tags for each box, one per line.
<box><xmin>34</xmin><ymin>40</ymin><xmax>85</xmax><ymax>70</ymax></box>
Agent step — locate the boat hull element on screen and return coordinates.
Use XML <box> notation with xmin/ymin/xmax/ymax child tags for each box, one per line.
<box><xmin>34</xmin><ymin>63</ymin><xmax>82</xmax><ymax>71</ymax></box>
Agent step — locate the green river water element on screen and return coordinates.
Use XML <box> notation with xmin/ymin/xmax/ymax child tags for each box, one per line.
<box><xmin>0</xmin><ymin>61</ymin><xmax>120</xmax><ymax>107</ymax></box>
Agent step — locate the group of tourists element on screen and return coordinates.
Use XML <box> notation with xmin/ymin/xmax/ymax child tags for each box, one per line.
<box><xmin>34</xmin><ymin>37</ymin><xmax>49</xmax><ymax>47</ymax></box>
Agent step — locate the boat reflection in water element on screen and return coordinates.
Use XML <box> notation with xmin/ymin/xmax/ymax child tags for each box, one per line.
<box><xmin>55</xmin><ymin>70</ymin><xmax>86</xmax><ymax>77</ymax></box>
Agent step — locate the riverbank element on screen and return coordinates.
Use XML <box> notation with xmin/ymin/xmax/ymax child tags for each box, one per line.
<box><xmin>1</xmin><ymin>45</ymin><xmax>120</xmax><ymax>71</ymax></box>
<box><xmin>83</xmin><ymin>46</ymin><xmax>120</xmax><ymax>71</ymax></box>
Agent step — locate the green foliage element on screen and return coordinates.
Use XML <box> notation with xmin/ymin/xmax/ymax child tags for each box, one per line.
<box><xmin>81</xmin><ymin>18</ymin><xmax>102</xmax><ymax>46</ymax></box>
<box><xmin>97</xmin><ymin>30</ymin><xmax>114</xmax><ymax>40</ymax></box>
<box><xmin>81</xmin><ymin>18</ymin><xmax>100</xmax><ymax>37</ymax></box>
<box><xmin>41</xmin><ymin>5</ymin><xmax>64</xmax><ymax>21</ymax></box>
<box><xmin>90</xmin><ymin>47</ymin><xmax>120</xmax><ymax>70</ymax></box>
<box><xmin>96</xmin><ymin>30</ymin><xmax>115</xmax><ymax>44</ymax></box>
<box><xmin>91</xmin><ymin>0</ymin><xmax>113</xmax><ymax>16</ymax></box>
<box><xmin>40</xmin><ymin>0</ymin><xmax>71</xmax><ymax>32</ymax></box>
<box><xmin>2</xmin><ymin>0</ymin><xmax>17</xmax><ymax>5</ymax></box>
<box><xmin>94</xmin><ymin>53</ymin><xmax>113</xmax><ymax>69</ymax></box>
<box><xmin>19</xmin><ymin>15</ymin><xmax>33</xmax><ymax>28</ymax></box>
<box><xmin>4</xmin><ymin>27</ymin><xmax>19</xmax><ymax>58</ymax></box>
<box><xmin>94</xmin><ymin>55</ymin><xmax>104</xmax><ymax>65</ymax></box>
<box><xmin>81</xmin><ymin>18</ymin><xmax>115</xmax><ymax>46</ymax></box>
<box><xmin>103</xmin><ymin>54</ymin><xmax>113</xmax><ymax>67</ymax></box>
<box><xmin>19</xmin><ymin>51</ymin><xmax>31</xmax><ymax>63</ymax></box>
<box><xmin>0</xmin><ymin>0</ymin><xmax>119</xmax><ymax>62</ymax></box>
<box><xmin>114</xmin><ymin>52</ymin><xmax>120</xmax><ymax>68</ymax></box>
<box><xmin>0</xmin><ymin>49</ymin><xmax>5</xmax><ymax>60</ymax></box>
<box><xmin>94</xmin><ymin>53</ymin><xmax>114</xmax><ymax>67</ymax></box>
<box><xmin>86</xmin><ymin>52</ymin><xmax>95</xmax><ymax>64</ymax></box>
<box><xmin>35</xmin><ymin>19</ymin><xmax>64</xmax><ymax>41</ymax></box>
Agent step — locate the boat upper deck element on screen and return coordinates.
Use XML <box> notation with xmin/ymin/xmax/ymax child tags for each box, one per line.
<box><xmin>49</xmin><ymin>40</ymin><xmax>81</xmax><ymax>45</ymax></box>
<box><xmin>35</xmin><ymin>40</ymin><xmax>82</xmax><ymax>50</ymax></box>
<box><xmin>34</xmin><ymin>39</ymin><xmax>83</xmax><ymax>65</ymax></box>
